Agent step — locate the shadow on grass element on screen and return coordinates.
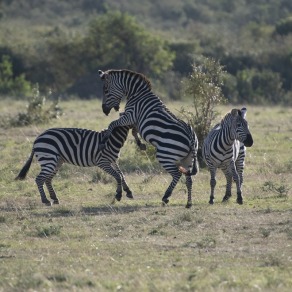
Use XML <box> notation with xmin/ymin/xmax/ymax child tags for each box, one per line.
<box><xmin>0</xmin><ymin>198</ymin><xmax>192</xmax><ymax>218</ymax></box>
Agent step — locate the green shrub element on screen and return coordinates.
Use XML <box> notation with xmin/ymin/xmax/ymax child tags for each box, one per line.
<box><xmin>10</xmin><ymin>84</ymin><xmax>62</xmax><ymax>127</ymax></box>
<box><xmin>262</xmin><ymin>181</ymin><xmax>290</xmax><ymax>198</ymax></box>
<box><xmin>180</xmin><ymin>56</ymin><xmax>227</xmax><ymax>163</ymax></box>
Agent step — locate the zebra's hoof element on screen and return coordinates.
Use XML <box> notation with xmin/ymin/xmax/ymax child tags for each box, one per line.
<box><xmin>53</xmin><ymin>200</ymin><xmax>59</xmax><ymax>205</ymax></box>
<box><xmin>185</xmin><ymin>202</ymin><xmax>192</xmax><ymax>208</ymax></box>
<box><xmin>115</xmin><ymin>193</ymin><xmax>122</xmax><ymax>201</ymax></box>
<box><xmin>162</xmin><ymin>198</ymin><xmax>169</xmax><ymax>205</ymax></box>
<box><xmin>126</xmin><ymin>191</ymin><xmax>134</xmax><ymax>199</ymax></box>
<box><xmin>43</xmin><ymin>201</ymin><xmax>52</xmax><ymax>206</ymax></box>
<box><xmin>222</xmin><ymin>195</ymin><xmax>231</xmax><ymax>202</ymax></box>
<box><xmin>236</xmin><ymin>198</ymin><xmax>243</xmax><ymax>205</ymax></box>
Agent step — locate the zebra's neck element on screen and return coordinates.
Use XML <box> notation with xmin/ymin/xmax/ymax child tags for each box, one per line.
<box><xmin>217</xmin><ymin>124</ymin><xmax>236</xmax><ymax>149</ymax></box>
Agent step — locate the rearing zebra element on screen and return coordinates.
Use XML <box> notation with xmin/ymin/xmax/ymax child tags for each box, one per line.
<box><xmin>202</xmin><ymin>108</ymin><xmax>253</xmax><ymax>205</ymax></box>
<box><xmin>98</xmin><ymin>69</ymin><xmax>199</xmax><ymax>208</ymax></box>
<box><xmin>15</xmin><ymin>126</ymin><xmax>145</xmax><ymax>205</ymax></box>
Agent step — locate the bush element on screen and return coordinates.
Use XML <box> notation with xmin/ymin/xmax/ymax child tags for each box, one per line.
<box><xmin>180</xmin><ymin>56</ymin><xmax>227</xmax><ymax>162</ymax></box>
<box><xmin>10</xmin><ymin>85</ymin><xmax>62</xmax><ymax>127</ymax></box>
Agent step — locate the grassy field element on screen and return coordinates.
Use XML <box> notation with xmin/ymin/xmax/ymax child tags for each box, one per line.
<box><xmin>0</xmin><ymin>99</ymin><xmax>291</xmax><ymax>291</ymax></box>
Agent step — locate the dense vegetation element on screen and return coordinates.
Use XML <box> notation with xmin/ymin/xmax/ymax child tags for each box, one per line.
<box><xmin>0</xmin><ymin>0</ymin><xmax>292</xmax><ymax>104</ymax></box>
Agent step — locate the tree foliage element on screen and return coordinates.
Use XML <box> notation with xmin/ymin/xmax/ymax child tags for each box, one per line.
<box><xmin>48</xmin><ymin>11</ymin><xmax>174</xmax><ymax>97</ymax></box>
<box><xmin>1</xmin><ymin>0</ymin><xmax>292</xmax><ymax>103</ymax></box>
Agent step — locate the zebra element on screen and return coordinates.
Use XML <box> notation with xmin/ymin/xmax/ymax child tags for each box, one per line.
<box><xmin>98</xmin><ymin>69</ymin><xmax>199</xmax><ymax>208</ymax></box>
<box><xmin>202</xmin><ymin>108</ymin><xmax>253</xmax><ymax>205</ymax></box>
<box><xmin>15</xmin><ymin>126</ymin><xmax>145</xmax><ymax>206</ymax></box>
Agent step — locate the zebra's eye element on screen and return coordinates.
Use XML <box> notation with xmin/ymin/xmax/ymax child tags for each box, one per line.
<box><xmin>237</xmin><ymin>123</ymin><xmax>241</xmax><ymax>127</ymax></box>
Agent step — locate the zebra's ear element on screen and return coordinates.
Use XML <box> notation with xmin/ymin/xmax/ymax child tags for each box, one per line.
<box><xmin>231</xmin><ymin>109</ymin><xmax>238</xmax><ymax>116</ymax></box>
<box><xmin>241</xmin><ymin>107</ymin><xmax>247</xmax><ymax>119</ymax></box>
<box><xmin>99</xmin><ymin>70</ymin><xmax>105</xmax><ymax>80</ymax></box>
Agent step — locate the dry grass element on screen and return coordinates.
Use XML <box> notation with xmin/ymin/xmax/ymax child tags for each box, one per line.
<box><xmin>0</xmin><ymin>99</ymin><xmax>291</xmax><ymax>291</ymax></box>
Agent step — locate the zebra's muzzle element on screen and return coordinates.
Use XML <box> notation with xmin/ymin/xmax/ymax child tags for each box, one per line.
<box><xmin>102</xmin><ymin>104</ymin><xmax>110</xmax><ymax>116</ymax></box>
<box><xmin>243</xmin><ymin>134</ymin><xmax>253</xmax><ymax>147</ymax></box>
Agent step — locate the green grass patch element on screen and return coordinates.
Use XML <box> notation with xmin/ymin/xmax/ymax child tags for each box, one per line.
<box><xmin>0</xmin><ymin>100</ymin><xmax>291</xmax><ymax>291</ymax></box>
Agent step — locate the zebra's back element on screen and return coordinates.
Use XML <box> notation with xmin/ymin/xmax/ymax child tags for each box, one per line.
<box><xmin>34</xmin><ymin>127</ymin><xmax>129</xmax><ymax>167</ymax></box>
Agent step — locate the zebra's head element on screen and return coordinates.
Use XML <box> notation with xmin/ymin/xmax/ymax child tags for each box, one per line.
<box><xmin>99</xmin><ymin>70</ymin><xmax>123</xmax><ymax>116</ymax></box>
<box><xmin>99</xmin><ymin>69</ymin><xmax>152</xmax><ymax>116</ymax></box>
<box><xmin>231</xmin><ymin>108</ymin><xmax>253</xmax><ymax>147</ymax></box>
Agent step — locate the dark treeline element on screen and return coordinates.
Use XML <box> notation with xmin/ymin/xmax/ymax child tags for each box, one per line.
<box><xmin>0</xmin><ymin>0</ymin><xmax>292</xmax><ymax>104</ymax></box>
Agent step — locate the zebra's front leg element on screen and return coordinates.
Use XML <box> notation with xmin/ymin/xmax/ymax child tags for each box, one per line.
<box><xmin>233</xmin><ymin>169</ymin><xmax>243</xmax><ymax>205</ymax></box>
<box><xmin>132</xmin><ymin>127</ymin><xmax>146</xmax><ymax>151</ymax></box>
<box><xmin>222</xmin><ymin>169</ymin><xmax>233</xmax><ymax>203</ymax></box>
<box><xmin>98</xmin><ymin>130</ymin><xmax>111</xmax><ymax>151</ymax></box>
<box><xmin>185</xmin><ymin>175</ymin><xmax>193</xmax><ymax>208</ymax></box>
<box><xmin>209</xmin><ymin>168</ymin><xmax>216</xmax><ymax>204</ymax></box>
<box><xmin>35</xmin><ymin>174</ymin><xmax>51</xmax><ymax>206</ymax></box>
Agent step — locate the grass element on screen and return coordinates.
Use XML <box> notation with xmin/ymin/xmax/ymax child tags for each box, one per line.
<box><xmin>0</xmin><ymin>99</ymin><xmax>291</xmax><ymax>291</ymax></box>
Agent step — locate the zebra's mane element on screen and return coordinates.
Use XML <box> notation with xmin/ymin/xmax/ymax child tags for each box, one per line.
<box><xmin>106</xmin><ymin>69</ymin><xmax>152</xmax><ymax>90</ymax></box>
<box><xmin>220</xmin><ymin>109</ymin><xmax>242</xmax><ymax>125</ymax></box>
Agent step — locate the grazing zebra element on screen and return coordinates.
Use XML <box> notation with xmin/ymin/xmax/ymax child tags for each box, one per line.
<box><xmin>15</xmin><ymin>126</ymin><xmax>145</xmax><ymax>205</ymax></box>
<box><xmin>202</xmin><ymin>108</ymin><xmax>253</xmax><ymax>205</ymax></box>
<box><xmin>98</xmin><ymin>69</ymin><xmax>199</xmax><ymax>208</ymax></box>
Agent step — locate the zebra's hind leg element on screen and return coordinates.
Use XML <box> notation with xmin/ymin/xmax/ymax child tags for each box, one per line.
<box><xmin>45</xmin><ymin>178</ymin><xmax>59</xmax><ymax>205</ymax></box>
<box><xmin>45</xmin><ymin>159</ymin><xmax>63</xmax><ymax>205</ymax></box>
<box><xmin>35</xmin><ymin>174</ymin><xmax>51</xmax><ymax>206</ymax></box>
<box><xmin>112</xmin><ymin>162</ymin><xmax>133</xmax><ymax>199</ymax></box>
<box><xmin>232</xmin><ymin>168</ymin><xmax>243</xmax><ymax>205</ymax></box>
<box><xmin>209</xmin><ymin>168</ymin><xmax>217</xmax><ymax>204</ymax></box>
<box><xmin>161</xmin><ymin>166</ymin><xmax>182</xmax><ymax>206</ymax></box>
<box><xmin>185</xmin><ymin>175</ymin><xmax>193</xmax><ymax>208</ymax></box>
<box><xmin>98</xmin><ymin>161</ymin><xmax>123</xmax><ymax>202</ymax></box>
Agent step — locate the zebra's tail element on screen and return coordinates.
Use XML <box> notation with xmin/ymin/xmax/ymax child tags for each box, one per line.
<box><xmin>179</xmin><ymin>125</ymin><xmax>199</xmax><ymax>176</ymax></box>
<box><xmin>15</xmin><ymin>150</ymin><xmax>34</xmax><ymax>180</ymax></box>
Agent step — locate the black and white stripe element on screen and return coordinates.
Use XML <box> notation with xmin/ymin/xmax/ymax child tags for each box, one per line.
<box><xmin>202</xmin><ymin>108</ymin><xmax>253</xmax><ymax>205</ymax></box>
<box><xmin>98</xmin><ymin>69</ymin><xmax>199</xmax><ymax>208</ymax></box>
<box><xmin>15</xmin><ymin>126</ymin><xmax>143</xmax><ymax>205</ymax></box>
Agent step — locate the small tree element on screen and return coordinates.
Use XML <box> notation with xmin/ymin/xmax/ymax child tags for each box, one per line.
<box><xmin>180</xmin><ymin>56</ymin><xmax>227</xmax><ymax>164</ymax></box>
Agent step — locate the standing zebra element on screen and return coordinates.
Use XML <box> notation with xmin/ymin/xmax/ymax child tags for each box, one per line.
<box><xmin>15</xmin><ymin>126</ymin><xmax>145</xmax><ymax>205</ymax></box>
<box><xmin>98</xmin><ymin>69</ymin><xmax>199</xmax><ymax>208</ymax></box>
<box><xmin>202</xmin><ymin>108</ymin><xmax>253</xmax><ymax>205</ymax></box>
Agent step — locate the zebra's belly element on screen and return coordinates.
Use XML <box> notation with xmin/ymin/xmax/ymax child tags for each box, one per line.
<box><xmin>206</xmin><ymin>152</ymin><xmax>234</xmax><ymax>168</ymax></box>
<box><xmin>144</xmin><ymin>134</ymin><xmax>190</xmax><ymax>159</ymax></box>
